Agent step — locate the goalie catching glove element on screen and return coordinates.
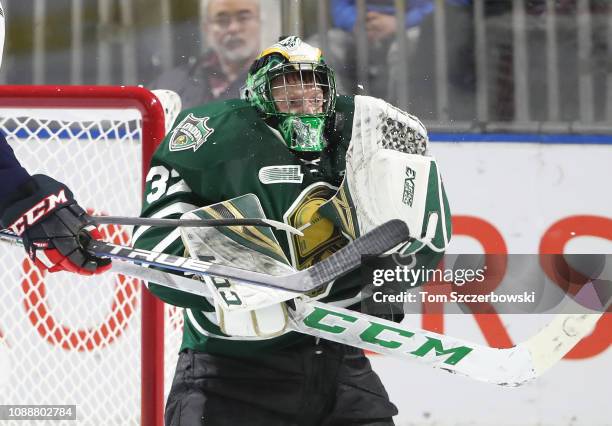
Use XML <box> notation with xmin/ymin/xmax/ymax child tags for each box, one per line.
<box><xmin>319</xmin><ymin>95</ymin><xmax>451</xmax><ymax>253</ymax></box>
<box><xmin>0</xmin><ymin>174</ymin><xmax>111</xmax><ymax>275</ymax></box>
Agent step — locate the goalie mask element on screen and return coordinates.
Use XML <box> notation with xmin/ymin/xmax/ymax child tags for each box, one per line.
<box><xmin>242</xmin><ymin>36</ymin><xmax>336</xmax><ymax>152</ymax></box>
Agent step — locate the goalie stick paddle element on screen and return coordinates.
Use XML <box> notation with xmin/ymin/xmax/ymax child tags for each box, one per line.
<box><xmin>85</xmin><ymin>219</ymin><xmax>411</xmax><ymax>293</ymax></box>
<box><xmin>89</xmin><ymin>215</ymin><xmax>303</xmax><ymax>236</ymax></box>
<box><xmin>287</xmin><ymin>300</ymin><xmax>605</xmax><ymax>387</ymax></box>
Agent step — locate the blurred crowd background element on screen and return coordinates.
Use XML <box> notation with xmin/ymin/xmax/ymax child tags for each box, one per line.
<box><xmin>1</xmin><ymin>0</ymin><xmax>611</xmax><ymax>132</ymax></box>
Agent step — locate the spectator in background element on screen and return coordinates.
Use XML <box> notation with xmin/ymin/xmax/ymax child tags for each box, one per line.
<box><xmin>310</xmin><ymin>0</ymin><xmax>471</xmax><ymax>105</ymax></box>
<box><xmin>485</xmin><ymin>0</ymin><xmax>610</xmax><ymax>122</ymax></box>
<box><xmin>332</xmin><ymin>0</ymin><xmax>440</xmax><ymax>40</ymax></box>
<box><xmin>150</xmin><ymin>0</ymin><xmax>261</xmax><ymax>109</ymax></box>
<box><xmin>399</xmin><ymin>0</ymin><xmax>474</xmax><ymax>121</ymax></box>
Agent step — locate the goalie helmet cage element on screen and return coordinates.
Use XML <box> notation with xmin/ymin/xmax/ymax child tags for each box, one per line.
<box><xmin>0</xmin><ymin>85</ymin><xmax>171</xmax><ymax>426</ymax></box>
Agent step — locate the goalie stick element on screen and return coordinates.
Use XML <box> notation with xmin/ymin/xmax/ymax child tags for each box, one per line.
<box><xmin>114</xmin><ymin>259</ymin><xmax>607</xmax><ymax>387</ymax></box>
<box><xmin>107</xmin><ymin>243</ymin><xmax>606</xmax><ymax>386</ymax></box>
<box><xmin>0</xmin><ymin>227</ymin><xmax>604</xmax><ymax>386</ymax></box>
<box><xmin>81</xmin><ymin>262</ymin><xmax>612</xmax><ymax>386</ymax></box>
<box><xmin>0</xmin><ymin>219</ymin><xmax>411</xmax><ymax>293</ymax></box>
<box><xmin>89</xmin><ymin>259</ymin><xmax>610</xmax><ymax>386</ymax></box>
<box><xmin>288</xmin><ymin>300</ymin><xmax>605</xmax><ymax>387</ymax></box>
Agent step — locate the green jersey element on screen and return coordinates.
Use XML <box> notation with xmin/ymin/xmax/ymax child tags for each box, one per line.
<box><xmin>133</xmin><ymin>95</ymin><xmax>450</xmax><ymax>356</ymax></box>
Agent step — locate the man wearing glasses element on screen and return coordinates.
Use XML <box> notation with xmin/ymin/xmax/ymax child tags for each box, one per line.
<box><xmin>150</xmin><ymin>0</ymin><xmax>261</xmax><ymax>108</ymax></box>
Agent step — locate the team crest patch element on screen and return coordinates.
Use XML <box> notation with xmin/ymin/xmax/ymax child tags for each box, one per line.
<box><xmin>169</xmin><ymin>114</ymin><xmax>214</xmax><ymax>152</ymax></box>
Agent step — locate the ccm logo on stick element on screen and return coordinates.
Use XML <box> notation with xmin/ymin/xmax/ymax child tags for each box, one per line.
<box><xmin>9</xmin><ymin>189</ymin><xmax>68</xmax><ymax>235</ymax></box>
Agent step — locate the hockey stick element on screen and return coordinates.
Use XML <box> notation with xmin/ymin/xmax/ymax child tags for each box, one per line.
<box><xmin>89</xmin><ymin>215</ymin><xmax>303</xmax><ymax>235</ymax></box>
<box><xmin>88</xmin><ymin>219</ymin><xmax>409</xmax><ymax>293</ymax></box>
<box><xmin>90</xmin><ymin>260</ymin><xmax>612</xmax><ymax>386</ymax></box>
<box><xmin>96</xmin><ymin>259</ymin><xmax>611</xmax><ymax>386</ymax></box>
<box><xmin>0</xmin><ymin>219</ymin><xmax>411</xmax><ymax>294</ymax></box>
<box><xmin>287</xmin><ymin>299</ymin><xmax>605</xmax><ymax>387</ymax></box>
<box><xmin>0</xmin><ymin>228</ymin><xmax>602</xmax><ymax>386</ymax></box>
<box><xmin>79</xmin><ymin>233</ymin><xmax>612</xmax><ymax>388</ymax></box>
<box><xmin>0</xmin><ymin>229</ymin><xmax>213</xmax><ymax>298</ymax></box>
<box><xmin>106</xmin><ymin>257</ymin><xmax>612</xmax><ymax>386</ymax></box>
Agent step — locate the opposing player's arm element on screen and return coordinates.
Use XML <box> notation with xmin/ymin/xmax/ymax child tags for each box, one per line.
<box><xmin>0</xmin><ymin>133</ymin><xmax>31</xmax><ymax>200</ymax></box>
<box><xmin>0</xmin><ymin>1</ymin><xmax>109</xmax><ymax>275</ymax></box>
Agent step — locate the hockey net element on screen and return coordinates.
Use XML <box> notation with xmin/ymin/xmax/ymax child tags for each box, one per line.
<box><xmin>0</xmin><ymin>86</ymin><xmax>182</xmax><ymax>426</ymax></box>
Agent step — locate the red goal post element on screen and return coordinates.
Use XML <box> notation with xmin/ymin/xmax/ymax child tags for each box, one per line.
<box><xmin>0</xmin><ymin>85</ymin><xmax>174</xmax><ymax>426</ymax></box>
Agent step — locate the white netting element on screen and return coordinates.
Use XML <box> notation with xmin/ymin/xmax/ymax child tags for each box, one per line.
<box><xmin>0</xmin><ymin>102</ymin><xmax>183</xmax><ymax>425</ymax></box>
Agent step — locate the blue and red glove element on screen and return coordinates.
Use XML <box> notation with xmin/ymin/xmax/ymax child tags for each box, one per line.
<box><xmin>0</xmin><ymin>174</ymin><xmax>111</xmax><ymax>275</ymax></box>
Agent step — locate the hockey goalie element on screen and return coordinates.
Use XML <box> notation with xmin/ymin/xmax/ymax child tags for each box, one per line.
<box><xmin>134</xmin><ymin>36</ymin><xmax>451</xmax><ymax>426</ymax></box>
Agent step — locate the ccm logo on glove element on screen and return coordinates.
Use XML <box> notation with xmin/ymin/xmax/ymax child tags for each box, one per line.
<box><xmin>9</xmin><ymin>189</ymin><xmax>68</xmax><ymax>235</ymax></box>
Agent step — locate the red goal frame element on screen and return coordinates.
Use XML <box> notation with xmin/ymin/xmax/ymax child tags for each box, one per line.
<box><xmin>0</xmin><ymin>85</ymin><xmax>167</xmax><ymax>426</ymax></box>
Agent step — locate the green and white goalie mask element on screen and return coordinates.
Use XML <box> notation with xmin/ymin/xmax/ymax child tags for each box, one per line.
<box><xmin>242</xmin><ymin>36</ymin><xmax>337</xmax><ymax>152</ymax></box>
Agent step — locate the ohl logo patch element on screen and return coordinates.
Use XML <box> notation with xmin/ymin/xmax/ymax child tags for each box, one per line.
<box><xmin>169</xmin><ymin>114</ymin><xmax>214</xmax><ymax>152</ymax></box>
